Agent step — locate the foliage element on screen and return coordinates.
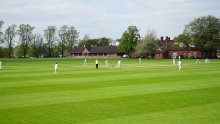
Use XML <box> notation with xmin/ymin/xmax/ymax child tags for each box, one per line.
<box><xmin>0</xmin><ymin>20</ymin><xmax>4</xmax><ymax>44</ymax></box>
<box><xmin>17</xmin><ymin>24</ymin><xmax>35</xmax><ymax>58</ymax></box>
<box><xmin>79</xmin><ymin>35</ymin><xmax>110</xmax><ymax>48</ymax></box>
<box><xmin>0</xmin><ymin>47</ymin><xmax>7</xmax><ymax>58</ymax></box>
<box><xmin>135</xmin><ymin>30</ymin><xmax>160</xmax><ymax>55</ymax></box>
<box><xmin>66</xmin><ymin>26</ymin><xmax>79</xmax><ymax>54</ymax></box>
<box><xmin>174</xmin><ymin>33</ymin><xmax>191</xmax><ymax>48</ymax></box>
<box><xmin>184</xmin><ymin>15</ymin><xmax>220</xmax><ymax>50</ymax></box>
<box><xmin>119</xmin><ymin>26</ymin><xmax>140</xmax><ymax>55</ymax></box>
<box><xmin>30</xmin><ymin>34</ymin><xmax>45</xmax><ymax>58</ymax></box>
<box><xmin>44</xmin><ymin>26</ymin><xmax>56</xmax><ymax>57</ymax></box>
<box><xmin>4</xmin><ymin>24</ymin><xmax>17</xmax><ymax>58</ymax></box>
<box><xmin>58</xmin><ymin>25</ymin><xmax>68</xmax><ymax>57</ymax></box>
<box><xmin>58</xmin><ymin>25</ymin><xmax>79</xmax><ymax>57</ymax></box>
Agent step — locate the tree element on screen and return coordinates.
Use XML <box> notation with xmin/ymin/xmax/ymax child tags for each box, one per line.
<box><xmin>119</xmin><ymin>26</ymin><xmax>140</xmax><ymax>55</ymax></box>
<box><xmin>58</xmin><ymin>25</ymin><xmax>68</xmax><ymax>57</ymax></box>
<box><xmin>17</xmin><ymin>24</ymin><xmax>34</xmax><ymax>58</ymax></box>
<box><xmin>79</xmin><ymin>36</ymin><xmax>110</xmax><ymax>48</ymax></box>
<box><xmin>66</xmin><ymin>26</ymin><xmax>79</xmax><ymax>54</ymax></box>
<box><xmin>98</xmin><ymin>37</ymin><xmax>110</xmax><ymax>46</ymax></box>
<box><xmin>0</xmin><ymin>20</ymin><xmax>4</xmax><ymax>44</ymax></box>
<box><xmin>44</xmin><ymin>26</ymin><xmax>56</xmax><ymax>57</ymax></box>
<box><xmin>135</xmin><ymin>30</ymin><xmax>160</xmax><ymax>57</ymax></box>
<box><xmin>31</xmin><ymin>34</ymin><xmax>44</xmax><ymax>58</ymax></box>
<box><xmin>184</xmin><ymin>15</ymin><xmax>220</xmax><ymax>51</ymax></box>
<box><xmin>174</xmin><ymin>33</ymin><xmax>191</xmax><ymax>48</ymax></box>
<box><xmin>4</xmin><ymin>24</ymin><xmax>17</xmax><ymax>58</ymax></box>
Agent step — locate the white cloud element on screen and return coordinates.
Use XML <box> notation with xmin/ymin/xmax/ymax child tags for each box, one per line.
<box><xmin>0</xmin><ymin>0</ymin><xmax>220</xmax><ymax>39</ymax></box>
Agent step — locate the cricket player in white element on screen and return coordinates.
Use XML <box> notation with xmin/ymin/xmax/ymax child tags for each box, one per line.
<box><xmin>139</xmin><ymin>58</ymin><xmax>141</xmax><ymax>63</ymax></box>
<box><xmin>54</xmin><ymin>62</ymin><xmax>58</xmax><ymax>75</ymax></box>
<box><xmin>0</xmin><ymin>61</ymin><xmax>2</xmax><ymax>69</ymax></box>
<box><xmin>118</xmin><ymin>60</ymin><xmax>121</xmax><ymax>68</ymax></box>
<box><xmin>172</xmin><ymin>58</ymin><xmax>176</xmax><ymax>65</ymax></box>
<box><xmin>178</xmin><ymin>60</ymin><xmax>182</xmax><ymax>71</ymax></box>
<box><xmin>95</xmin><ymin>59</ymin><xmax>99</xmax><ymax>69</ymax></box>
<box><xmin>84</xmin><ymin>58</ymin><xmax>87</xmax><ymax>66</ymax></box>
<box><xmin>105</xmin><ymin>59</ymin><xmax>108</xmax><ymax>68</ymax></box>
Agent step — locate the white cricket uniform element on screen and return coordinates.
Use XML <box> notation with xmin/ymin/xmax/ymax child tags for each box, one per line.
<box><xmin>95</xmin><ymin>60</ymin><xmax>99</xmax><ymax>69</ymax></box>
<box><xmin>105</xmin><ymin>60</ymin><xmax>108</xmax><ymax>67</ymax></box>
<box><xmin>178</xmin><ymin>61</ymin><xmax>182</xmax><ymax>71</ymax></box>
<box><xmin>118</xmin><ymin>60</ymin><xmax>121</xmax><ymax>68</ymax></box>
<box><xmin>139</xmin><ymin>58</ymin><xmax>141</xmax><ymax>63</ymax></box>
<box><xmin>173</xmin><ymin>59</ymin><xmax>175</xmax><ymax>65</ymax></box>
<box><xmin>54</xmin><ymin>64</ymin><xmax>58</xmax><ymax>74</ymax></box>
<box><xmin>84</xmin><ymin>59</ymin><xmax>87</xmax><ymax>66</ymax></box>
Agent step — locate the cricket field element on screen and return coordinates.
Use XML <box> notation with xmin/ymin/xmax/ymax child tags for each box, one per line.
<box><xmin>0</xmin><ymin>58</ymin><xmax>220</xmax><ymax>124</ymax></box>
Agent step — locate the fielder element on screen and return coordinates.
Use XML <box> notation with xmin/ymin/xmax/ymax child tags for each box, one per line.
<box><xmin>95</xmin><ymin>59</ymin><xmax>99</xmax><ymax>69</ymax></box>
<box><xmin>178</xmin><ymin>60</ymin><xmax>182</xmax><ymax>71</ymax></box>
<box><xmin>105</xmin><ymin>59</ymin><xmax>108</xmax><ymax>68</ymax></box>
<box><xmin>83</xmin><ymin>58</ymin><xmax>87</xmax><ymax>66</ymax></box>
<box><xmin>117</xmin><ymin>60</ymin><xmax>122</xmax><ymax>68</ymax></box>
<box><xmin>54</xmin><ymin>62</ymin><xmax>58</xmax><ymax>75</ymax></box>
<box><xmin>172</xmin><ymin>58</ymin><xmax>176</xmax><ymax>65</ymax></box>
<box><xmin>139</xmin><ymin>58</ymin><xmax>142</xmax><ymax>63</ymax></box>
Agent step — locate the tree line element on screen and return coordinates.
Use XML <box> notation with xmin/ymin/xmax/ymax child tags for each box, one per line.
<box><xmin>0</xmin><ymin>23</ymin><xmax>80</xmax><ymax>58</ymax></box>
<box><xmin>0</xmin><ymin>15</ymin><xmax>220</xmax><ymax>58</ymax></box>
<box><xmin>119</xmin><ymin>15</ymin><xmax>220</xmax><ymax>57</ymax></box>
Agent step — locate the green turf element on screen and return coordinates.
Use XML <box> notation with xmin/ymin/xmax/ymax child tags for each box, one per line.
<box><xmin>0</xmin><ymin>58</ymin><xmax>220</xmax><ymax>124</ymax></box>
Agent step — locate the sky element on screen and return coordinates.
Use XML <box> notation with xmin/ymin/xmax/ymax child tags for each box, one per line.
<box><xmin>0</xmin><ymin>0</ymin><xmax>220</xmax><ymax>40</ymax></box>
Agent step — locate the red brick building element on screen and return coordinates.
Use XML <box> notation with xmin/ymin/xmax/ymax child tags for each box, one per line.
<box><xmin>159</xmin><ymin>36</ymin><xmax>217</xmax><ymax>58</ymax></box>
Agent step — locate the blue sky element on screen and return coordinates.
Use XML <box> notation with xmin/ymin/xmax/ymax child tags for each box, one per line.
<box><xmin>0</xmin><ymin>0</ymin><xmax>220</xmax><ymax>39</ymax></box>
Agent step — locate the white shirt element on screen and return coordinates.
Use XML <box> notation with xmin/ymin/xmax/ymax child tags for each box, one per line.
<box><xmin>55</xmin><ymin>64</ymin><xmax>58</xmax><ymax>69</ymax></box>
<box><xmin>118</xmin><ymin>60</ymin><xmax>121</xmax><ymax>65</ymax></box>
<box><xmin>178</xmin><ymin>61</ymin><xmax>181</xmax><ymax>66</ymax></box>
<box><xmin>96</xmin><ymin>60</ymin><xmax>99</xmax><ymax>64</ymax></box>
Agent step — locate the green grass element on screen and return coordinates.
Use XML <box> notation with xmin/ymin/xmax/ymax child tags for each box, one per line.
<box><xmin>0</xmin><ymin>58</ymin><xmax>220</xmax><ymax>124</ymax></box>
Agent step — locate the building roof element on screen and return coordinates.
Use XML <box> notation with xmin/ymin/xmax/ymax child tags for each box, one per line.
<box><xmin>72</xmin><ymin>47</ymin><xmax>88</xmax><ymax>53</ymax></box>
<box><xmin>72</xmin><ymin>46</ymin><xmax>122</xmax><ymax>54</ymax></box>
<box><xmin>90</xmin><ymin>46</ymin><xmax>121</xmax><ymax>53</ymax></box>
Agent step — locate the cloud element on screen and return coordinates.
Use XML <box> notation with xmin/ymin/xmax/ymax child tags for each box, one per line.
<box><xmin>0</xmin><ymin>0</ymin><xmax>220</xmax><ymax>39</ymax></box>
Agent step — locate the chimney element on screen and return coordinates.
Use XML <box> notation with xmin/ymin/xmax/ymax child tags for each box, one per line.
<box><xmin>160</xmin><ymin>37</ymin><xmax>163</xmax><ymax>41</ymax></box>
<box><xmin>166</xmin><ymin>36</ymin><xmax>169</xmax><ymax>41</ymax></box>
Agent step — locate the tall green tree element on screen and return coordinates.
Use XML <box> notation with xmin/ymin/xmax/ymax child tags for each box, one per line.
<box><xmin>58</xmin><ymin>25</ymin><xmax>68</xmax><ymax>57</ymax></box>
<box><xmin>31</xmin><ymin>34</ymin><xmax>44</xmax><ymax>58</ymax></box>
<box><xmin>0</xmin><ymin>20</ymin><xmax>4</xmax><ymax>44</ymax></box>
<box><xmin>44</xmin><ymin>26</ymin><xmax>56</xmax><ymax>57</ymax></box>
<box><xmin>17</xmin><ymin>24</ymin><xmax>34</xmax><ymax>58</ymax></box>
<box><xmin>135</xmin><ymin>30</ymin><xmax>160</xmax><ymax>56</ymax></box>
<box><xmin>174</xmin><ymin>33</ymin><xmax>191</xmax><ymax>48</ymax></box>
<box><xmin>119</xmin><ymin>26</ymin><xmax>140</xmax><ymax>55</ymax></box>
<box><xmin>4</xmin><ymin>24</ymin><xmax>17</xmax><ymax>58</ymax></box>
<box><xmin>98</xmin><ymin>37</ymin><xmax>110</xmax><ymax>46</ymax></box>
<box><xmin>184</xmin><ymin>15</ymin><xmax>220</xmax><ymax>51</ymax></box>
<box><xmin>66</xmin><ymin>26</ymin><xmax>79</xmax><ymax>54</ymax></box>
<box><xmin>79</xmin><ymin>36</ymin><xmax>110</xmax><ymax>48</ymax></box>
